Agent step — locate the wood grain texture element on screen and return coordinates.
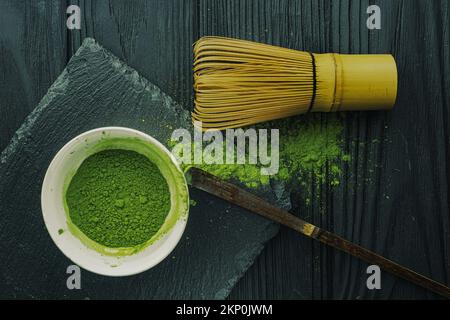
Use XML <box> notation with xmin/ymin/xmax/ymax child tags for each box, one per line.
<box><xmin>200</xmin><ymin>0</ymin><xmax>332</xmax><ymax>299</ymax></box>
<box><xmin>0</xmin><ymin>0</ymin><xmax>449</xmax><ymax>299</ymax></box>
<box><xmin>224</xmin><ymin>0</ymin><xmax>450</xmax><ymax>299</ymax></box>
<box><xmin>330</xmin><ymin>0</ymin><xmax>450</xmax><ymax>299</ymax></box>
<box><xmin>66</xmin><ymin>0</ymin><xmax>196</xmax><ymax>109</ymax></box>
<box><xmin>0</xmin><ymin>0</ymin><xmax>67</xmax><ymax>151</ymax></box>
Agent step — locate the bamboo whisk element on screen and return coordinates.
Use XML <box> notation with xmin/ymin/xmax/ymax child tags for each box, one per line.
<box><xmin>193</xmin><ymin>37</ymin><xmax>397</xmax><ymax>130</ymax></box>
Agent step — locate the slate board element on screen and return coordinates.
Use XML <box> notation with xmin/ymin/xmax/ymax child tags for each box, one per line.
<box><xmin>0</xmin><ymin>38</ymin><xmax>288</xmax><ymax>299</ymax></box>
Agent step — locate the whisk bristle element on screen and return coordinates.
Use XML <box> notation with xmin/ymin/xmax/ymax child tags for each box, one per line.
<box><xmin>193</xmin><ymin>37</ymin><xmax>398</xmax><ymax>131</ymax></box>
<box><xmin>193</xmin><ymin>37</ymin><xmax>315</xmax><ymax>130</ymax></box>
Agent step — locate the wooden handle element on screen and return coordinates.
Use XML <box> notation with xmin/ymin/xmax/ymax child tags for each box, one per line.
<box><xmin>189</xmin><ymin>168</ymin><xmax>450</xmax><ymax>299</ymax></box>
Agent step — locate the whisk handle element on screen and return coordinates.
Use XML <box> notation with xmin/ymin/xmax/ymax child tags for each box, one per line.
<box><xmin>314</xmin><ymin>53</ymin><xmax>398</xmax><ymax>112</ymax></box>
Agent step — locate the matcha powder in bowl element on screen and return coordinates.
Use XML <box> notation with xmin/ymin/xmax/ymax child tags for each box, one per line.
<box><xmin>65</xmin><ymin>149</ymin><xmax>171</xmax><ymax>248</ymax></box>
<box><xmin>41</xmin><ymin>127</ymin><xmax>189</xmax><ymax>276</ymax></box>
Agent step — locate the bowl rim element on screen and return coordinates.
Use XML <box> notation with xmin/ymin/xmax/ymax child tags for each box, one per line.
<box><xmin>41</xmin><ymin>126</ymin><xmax>189</xmax><ymax>276</ymax></box>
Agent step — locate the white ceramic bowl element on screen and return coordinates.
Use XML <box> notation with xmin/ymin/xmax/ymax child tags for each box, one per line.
<box><xmin>41</xmin><ymin>127</ymin><xmax>189</xmax><ymax>276</ymax></box>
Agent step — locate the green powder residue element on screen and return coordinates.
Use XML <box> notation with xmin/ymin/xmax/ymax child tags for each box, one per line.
<box><xmin>168</xmin><ymin>140</ymin><xmax>270</xmax><ymax>188</ymax></box>
<box><xmin>276</xmin><ymin>116</ymin><xmax>349</xmax><ymax>186</ymax></box>
<box><xmin>169</xmin><ymin>115</ymin><xmax>349</xmax><ymax>189</ymax></box>
<box><xmin>65</xmin><ymin>149</ymin><xmax>171</xmax><ymax>248</ymax></box>
<box><xmin>196</xmin><ymin>159</ymin><xmax>270</xmax><ymax>189</ymax></box>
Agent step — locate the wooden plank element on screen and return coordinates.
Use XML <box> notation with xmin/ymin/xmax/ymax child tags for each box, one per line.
<box><xmin>67</xmin><ymin>0</ymin><xmax>196</xmax><ymax>108</ymax></box>
<box><xmin>0</xmin><ymin>0</ymin><xmax>449</xmax><ymax>299</ymax></box>
<box><xmin>329</xmin><ymin>0</ymin><xmax>450</xmax><ymax>299</ymax></box>
<box><xmin>198</xmin><ymin>0</ymin><xmax>327</xmax><ymax>299</ymax></box>
<box><xmin>216</xmin><ymin>0</ymin><xmax>450</xmax><ymax>299</ymax></box>
<box><xmin>0</xmin><ymin>0</ymin><xmax>67</xmax><ymax>150</ymax></box>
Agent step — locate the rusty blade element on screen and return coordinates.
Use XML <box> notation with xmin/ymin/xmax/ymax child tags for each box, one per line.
<box><xmin>188</xmin><ymin>168</ymin><xmax>450</xmax><ymax>299</ymax></box>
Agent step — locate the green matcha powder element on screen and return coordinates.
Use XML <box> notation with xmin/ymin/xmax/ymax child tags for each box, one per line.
<box><xmin>65</xmin><ymin>149</ymin><xmax>171</xmax><ymax>248</ymax></box>
<box><xmin>175</xmin><ymin>115</ymin><xmax>349</xmax><ymax>190</ymax></box>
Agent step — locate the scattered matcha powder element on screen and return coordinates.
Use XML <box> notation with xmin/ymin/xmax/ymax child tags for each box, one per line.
<box><xmin>196</xmin><ymin>159</ymin><xmax>270</xmax><ymax>189</ymax></box>
<box><xmin>276</xmin><ymin>115</ymin><xmax>348</xmax><ymax>186</ymax></box>
<box><xmin>65</xmin><ymin>149</ymin><xmax>171</xmax><ymax>248</ymax></box>
<box><xmin>169</xmin><ymin>115</ymin><xmax>349</xmax><ymax>189</ymax></box>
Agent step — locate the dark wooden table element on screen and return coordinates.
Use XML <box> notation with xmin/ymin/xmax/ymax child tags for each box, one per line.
<box><xmin>1</xmin><ymin>0</ymin><xmax>449</xmax><ymax>299</ymax></box>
